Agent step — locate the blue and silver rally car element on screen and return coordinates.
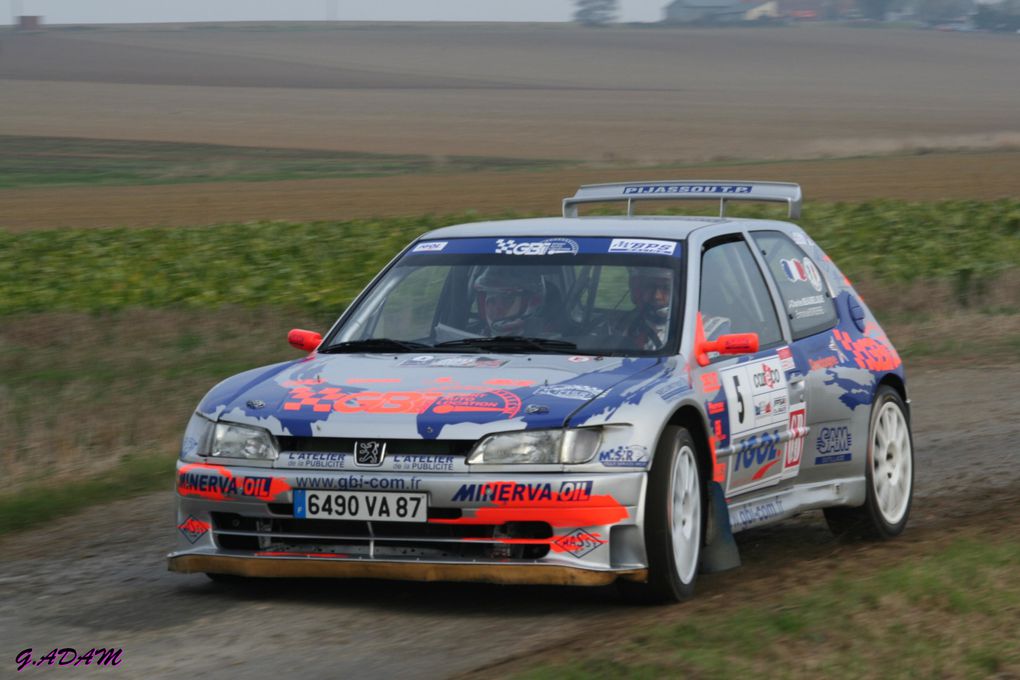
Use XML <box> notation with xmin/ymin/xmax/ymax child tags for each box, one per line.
<box><xmin>170</xmin><ymin>181</ymin><xmax>914</xmax><ymax>602</ymax></box>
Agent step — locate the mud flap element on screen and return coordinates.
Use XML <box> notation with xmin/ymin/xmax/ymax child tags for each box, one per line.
<box><xmin>700</xmin><ymin>481</ymin><xmax>741</xmax><ymax>573</ymax></box>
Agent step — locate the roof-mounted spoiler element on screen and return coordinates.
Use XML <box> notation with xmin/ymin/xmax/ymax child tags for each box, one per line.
<box><xmin>562</xmin><ymin>180</ymin><xmax>802</xmax><ymax>219</ymax></box>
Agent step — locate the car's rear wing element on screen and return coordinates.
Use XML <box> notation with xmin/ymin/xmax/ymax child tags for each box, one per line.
<box><xmin>562</xmin><ymin>180</ymin><xmax>802</xmax><ymax>219</ymax></box>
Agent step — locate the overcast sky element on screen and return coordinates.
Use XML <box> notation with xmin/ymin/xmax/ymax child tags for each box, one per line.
<box><xmin>8</xmin><ymin>1</ymin><xmax>671</xmax><ymax>24</ymax></box>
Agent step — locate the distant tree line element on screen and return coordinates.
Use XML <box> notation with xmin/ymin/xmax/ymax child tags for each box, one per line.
<box><xmin>574</xmin><ymin>0</ymin><xmax>619</xmax><ymax>25</ymax></box>
<box><xmin>973</xmin><ymin>0</ymin><xmax>1020</xmax><ymax>30</ymax></box>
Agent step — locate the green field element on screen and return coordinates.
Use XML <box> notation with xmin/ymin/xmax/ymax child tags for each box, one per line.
<box><xmin>3</xmin><ymin>200</ymin><xmax>1018</xmax><ymax>315</ymax></box>
<box><xmin>2</xmin><ymin>200</ymin><xmax>1018</xmax><ymax>499</ymax></box>
<box><xmin>0</xmin><ymin>136</ymin><xmax>569</xmax><ymax>189</ymax></box>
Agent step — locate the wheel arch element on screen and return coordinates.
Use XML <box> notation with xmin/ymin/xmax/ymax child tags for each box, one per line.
<box><xmin>876</xmin><ymin>372</ymin><xmax>909</xmax><ymax>420</ymax></box>
<box><xmin>663</xmin><ymin>403</ymin><xmax>714</xmax><ymax>487</ymax></box>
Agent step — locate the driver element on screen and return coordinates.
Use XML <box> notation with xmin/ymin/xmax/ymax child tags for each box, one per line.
<box><xmin>473</xmin><ymin>266</ymin><xmax>548</xmax><ymax>336</ymax></box>
<box><xmin>622</xmin><ymin>266</ymin><xmax>674</xmax><ymax>350</ymax></box>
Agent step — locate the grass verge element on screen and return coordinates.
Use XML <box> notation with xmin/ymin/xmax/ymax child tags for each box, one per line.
<box><xmin>514</xmin><ymin>536</ymin><xmax>1020</xmax><ymax>679</ymax></box>
<box><xmin>2</xmin><ymin>200</ymin><xmax>1017</xmax><ymax>315</ymax></box>
<box><xmin>0</xmin><ymin>453</ymin><xmax>175</xmax><ymax>535</ymax></box>
<box><xmin>0</xmin><ymin>135</ymin><xmax>570</xmax><ymax>189</ymax></box>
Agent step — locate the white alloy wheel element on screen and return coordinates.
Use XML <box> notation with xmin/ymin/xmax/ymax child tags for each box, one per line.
<box><xmin>871</xmin><ymin>400</ymin><xmax>912</xmax><ymax>525</ymax></box>
<box><xmin>824</xmin><ymin>385</ymin><xmax>914</xmax><ymax>540</ymax></box>
<box><xmin>620</xmin><ymin>426</ymin><xmax>704</xmax><ymax>603</ymax></box>
<box><xmin>670</xmin><ymin>445</ymin><xmax>702</xmax><ymax>585</ymax></box>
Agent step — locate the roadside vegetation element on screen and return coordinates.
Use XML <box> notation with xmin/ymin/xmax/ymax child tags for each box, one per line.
<box><xmin>0</xmin><ymin>136</ymin><xmax>569</xmax><ymax>190</ymax></box>
<box><xmin>1</xmin><ymin>200</ymin><xmax>1018</xmax><ymax>521</ymax></box>
<box><xmin>512</xmin><ymin>535</ymin><xmax>1020</xmax><ymax>679</ymax></box>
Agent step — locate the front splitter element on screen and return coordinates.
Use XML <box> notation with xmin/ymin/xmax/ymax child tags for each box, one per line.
<box><xmin>168</xmin><ymin>554</ymin><xmax>647</xmax><ymax>586</ymax></box>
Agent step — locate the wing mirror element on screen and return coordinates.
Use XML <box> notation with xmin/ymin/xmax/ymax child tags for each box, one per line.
<box><xmin>694</xmin><ymin>313</ymin><xmax>759</xmax><ymax>367</ymax></box>
<box><xmin>288</xmin><ymin>329</ymin><xmax>322</xmax><ymax>352</ymax></box>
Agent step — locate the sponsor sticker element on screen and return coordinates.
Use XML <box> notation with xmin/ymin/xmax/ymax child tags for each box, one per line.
<box><xmin>655</xmin><ymin>379</ymin><xmax>689</xmax><ymax>402</ymax></box>
<box><xmin>777</xmin><ymin>346</ymin><xmax>795</xmax><ymax>373</ymax></box>
<box><xmin>731</xmin><ymin>495</ymin><xmax>786</xmax><ymax>531</ymax></box>
<box><xmin>815</xmin><ymin>425</ymin><xmax>853</xmax><ymax>465</ymax></box>
<box><xmin>533</xmin><ymin>384</ymin><xmax>603</xmax><ymax>401</ymax></box>
<box><xmin>390</xmin><ymin>454</ymin><xmax>465</xmax><ymax>472</ymax></box>
<box><xmin>280</xmin><ymin>451</ymin><xmax>349</xmax><ymax>470</ymax></box>
<box><xmin>622</xmin><ymin>183</ymin><xmax>752</xmax><ymax>195</ymax></box>
<box><xmin>282</xmin><ymin>382</ymin><xmax>523</xmax><ymax>419</ymax></box>
<box><xmin>412</xmin><ymin>241</ymin><xmax>447</xmax><ymax>253</ymax></box>
<box><xmin>552</xmin><ymin>529</ymin><xmax>606</xmax><ymax>558</ymax></box>
<box><xmin>494</xmin><ymin>238</ymin><xmax>579</xmax><ymax>256</ymax></box>
<box><xmin>178</xmin><ymin>516</ymin><xmax>210</xmax><ymax>543</ymax></box>
<box><xmin>452</xmin><ymin>481</ymin><xmax>593</xmax><ymax>503</ymax></box>
<box><xmin>598</xmin><ymin>445</ymin><xmax>649</xmax><ymax>468</ymax></box>
<box><xmin>781</xmin><ymin>258</ymin><xmax>824</xmax><ymax>293</ymax></box>
<box><xmin>608</xmin><ymin>238</ymin><xmax>677</xmax><ymax>256</ymax></box>
<box><xmin>784</xmin><ymin>406</ymin><xmax>807</xmax><ymax>475</ymax></box>
<box><xmin>399</xmin><ymin>355</ymin><xmax>508</xmax><ymax>368</ymax></box>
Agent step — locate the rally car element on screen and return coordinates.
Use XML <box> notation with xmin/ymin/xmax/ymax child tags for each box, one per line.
<box><xmin>169</xmin><ymin>180</ymin><xmax>914</xmax><ymax>602</ymax></box>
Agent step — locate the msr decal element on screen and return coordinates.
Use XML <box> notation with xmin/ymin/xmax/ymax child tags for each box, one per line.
<box><xmin>551</xmin><ymin>530</ymin><xmax>606</xmax><ymax>558</ymax></box>
<box><xmin>177</xmin><ymin>463</ymin><xmax>291</xmax><ymax>501</ymax></box>
<box><xmin>815</xmin><ymin>425</ymin><xmax>853</xmax><ymax>464</ymax></box>
<box><xmin>598</xmin><ymin>445</ymin><xmax>649</xmax><ymax>468</ymax></box>
<box><xmin>177</xmin><ymin>516</ymin><xmax>210</xmax><ymax>543</ymax></box>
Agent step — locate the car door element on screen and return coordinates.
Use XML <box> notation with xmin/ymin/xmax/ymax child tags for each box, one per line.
<box><xmin>692</xmin><ymin>235</ymin><xmax>807</xmax><ymax>499</ymax></box>
<box><xmin>749</xmin><ymin>229</ymin><xmax>853</xmax><ymax>481</ymax></box>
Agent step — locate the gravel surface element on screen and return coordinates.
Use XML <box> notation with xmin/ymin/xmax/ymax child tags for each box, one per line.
<box><xmin>2</xmin><ymin>366</ymin><xmax>1016</xmax><ymax>679</ymax></box>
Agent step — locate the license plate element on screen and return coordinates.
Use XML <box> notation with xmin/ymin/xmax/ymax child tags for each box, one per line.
<box><xmin>293</xmin><ymin>490</ymin><xmax>428</xmax><ymax>523</ymax></box>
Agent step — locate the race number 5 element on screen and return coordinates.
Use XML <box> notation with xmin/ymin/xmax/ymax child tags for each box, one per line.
<box><xmin>732</xmin><ymin>376</ymin><xmax>745</xmax><ymax>424</ymax></box>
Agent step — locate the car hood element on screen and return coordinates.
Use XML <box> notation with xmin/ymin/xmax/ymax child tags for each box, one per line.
<box><xmin>197</xmin><ymin>352</ymin><xmax>667</xmax><ymax>440</ymax></box>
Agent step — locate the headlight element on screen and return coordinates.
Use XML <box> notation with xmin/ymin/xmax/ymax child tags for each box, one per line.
<box><xmin>467</xmin><ymin>428</ymin><xmax>602</xmax><ymax>465</ymax></box>
<box><xmin>210</xmin><ymin>422</ymin><xmax>279</xmax><ymax>461</ymax></box>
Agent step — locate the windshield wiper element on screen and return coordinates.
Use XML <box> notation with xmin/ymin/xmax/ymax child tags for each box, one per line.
<box><xmin>320</xmin><ymin>338</ymin><xmax>431</xmax><ymax>353</ymax></box>
<box><xmin>433</xmin><ymin>336</ymin><xmax>578</xmax><ymax>353</ymax></box>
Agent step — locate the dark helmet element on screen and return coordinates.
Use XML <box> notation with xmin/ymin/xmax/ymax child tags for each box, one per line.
<box><xmin>473</xmin><ymin>266</ymin><xmax>546</xmax><ymax>334</ymax></box>
<box><xmin>628</xmin><ymin>266</ymin><xmax>674</xmax><ymax>324</ymax></box>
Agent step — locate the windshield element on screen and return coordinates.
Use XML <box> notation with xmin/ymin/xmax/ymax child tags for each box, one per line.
<box><xmin>327</xmin><ymin>236</ymin><xmax>684</xmax><ymax>356</ymax></box>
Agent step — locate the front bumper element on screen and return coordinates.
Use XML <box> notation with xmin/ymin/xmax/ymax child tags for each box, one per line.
<box><xmin>170</xmin><ymin>461</ymin><xmax>648</xmax><ymax>586</ymax></box>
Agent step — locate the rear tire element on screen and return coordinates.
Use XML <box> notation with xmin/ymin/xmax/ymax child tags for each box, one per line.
<box><xmin>824</xmin><ymin>385</ymin><xmax>913</xmax><ymax>539</ymax></box>
<box><xmin>619</xmin><ymin>426</ymin><xmax>703</xmax><ymax>604</ymax></box>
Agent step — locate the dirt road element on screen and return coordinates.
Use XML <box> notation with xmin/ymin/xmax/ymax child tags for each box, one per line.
<box><xmin>1</xmin><ymin>365</ymin><xmax>1016</xmax><ymax>679</ymax></box>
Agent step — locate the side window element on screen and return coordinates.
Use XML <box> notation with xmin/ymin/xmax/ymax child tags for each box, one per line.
<box><xmin>751</xmin><ymin>230</ymin><xmax>838</xmax><ymax>340</ymax></box>
<box><xmin>700</xmin><ymin>239</ymin><xmax>783</xmax><ymax>349</ymax></box>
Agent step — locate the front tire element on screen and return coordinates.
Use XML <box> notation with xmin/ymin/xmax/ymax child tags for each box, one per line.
<box><xmin>620</xmin><ymin>426</ymin><xmax>703</xmax><ymax>604</ymax></box>
<box><xmin>825</xmin><ymin>385</ymin><xmax>914</xmax><ymax>539</ymax></box>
